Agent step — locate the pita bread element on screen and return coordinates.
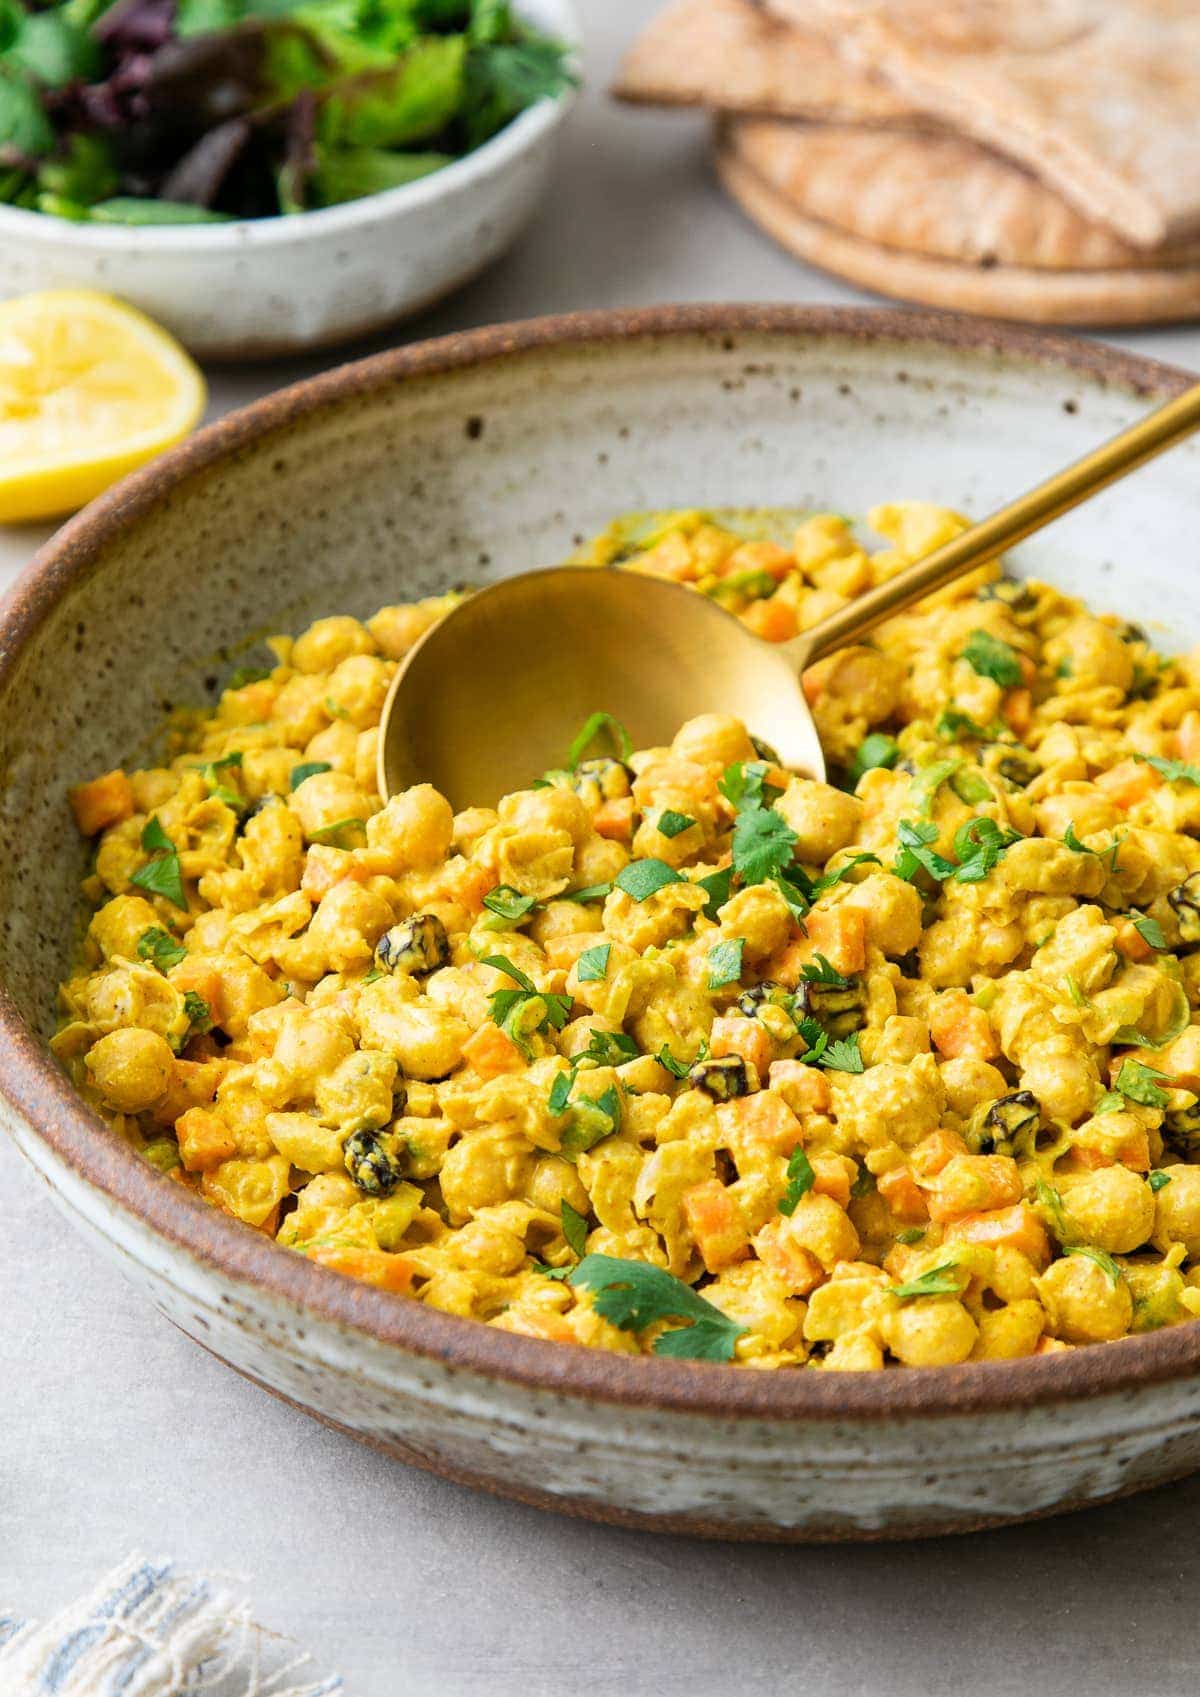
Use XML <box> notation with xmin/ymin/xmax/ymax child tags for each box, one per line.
<box><xmin>612</xmin><ymin>0</ymin><xmax>915</xmax><ymax>124</ymax></box>
<box><xmin>716</xmin><ymin>133</ymin><xmax>1200</xmax><ymax>325</ymax></box>
<box><xmin>766</xmin><ymin>0</ymin><xmax>1200</xmax><ymax>248</ymax></box>
<box><xmin>730</xmin><ymin>118</ymin><xmax>1200</xmax><ymax>273</ymax></box>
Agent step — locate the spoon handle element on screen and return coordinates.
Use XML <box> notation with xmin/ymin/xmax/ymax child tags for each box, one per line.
<box><xmin>783</xmin><ymin>378</ymin><xmax>1200</xmax><ymax>669</ymax></box>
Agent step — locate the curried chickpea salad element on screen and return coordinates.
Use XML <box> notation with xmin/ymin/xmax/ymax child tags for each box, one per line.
<box><xmin>55</xmin><ymin>501</ymin><xmax>1200</xmax><ymax>1370</ymax></box>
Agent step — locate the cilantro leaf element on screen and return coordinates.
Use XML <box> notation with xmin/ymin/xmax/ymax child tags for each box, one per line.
<box><xmin>800</xmin><ymin>953</ymin><xmax>848</xmax><ymax>988</ymax></box>
<box><xmin>656</xmin><ymin>809</ymin><xmax>695</xmax><ymax>839</ymax></box>
<box><xmin>615</xmin><ymin>859</ymin><xmax>685</xmax><ymax>902</ymax></box>
<box><xmin>1149</xmin><ymin>1170</ymin><xmax>1172</xmax><ymax>1193</ymax></box>
<box><xmin>895</xmin><ymin>1227</ymin><xmax>926</xmax><ymax>1245</ymax></box>
<box><xmin>950</xmin><ymin>816</ymin><xmax>1020</xmax><ymax>883</ymax></box>
<box><xmin>227</xmin><ymin>665</ymin><xmax>272</xmax><ymax>689</ymax></box>
<box><xmin>936</xmin><ymin>707</ymin><xmax>991</xmax><ymax>742</ymax></box>
<box><xmin>547</xmin><ymin>1070</ymin><xmax>573</xmax><ymax>1116</ymax></box>
<box><xmin>656</xmin><ymin>1044</ymin><xmax>691</xmax><ymax>1079</ymax></box>
<box><xmin>778</xmin><ymin>1146</ymin><xmax>814</xmax><ymax>1216</ymax></box>
<box><xmin>482</xmin><ymin>954</ymin><xmax>570</xmax><ymax>1056</ymax></box>
<box><xmin>1115</xmin><ymin>1058</ymin><xmax>1170</xmax><ymax>1109</ymax></box>
<box><xmin>796</xmin><ymin>1017</ymin><xmax>828</xmax><ymax>1065</ymax></box>
<box><xmin>1131</xmin><ymin>911</ymin><xmax>1167</xmax><ymax>951</ymax></box>
<box><xmin>1064</xmin><ymin>1244</ymin><xmax>1122</xmax><ymax>1286</ymax></box>
<box><xmin>818</xmin><ymin>1033</ymin><xmax>865</xmax><ymax>1074</ymax></box>
<box><xmin>771</xmin><ymin>870</ymin><xmax>812</xmax><ymax>921</ymax></box>
<box><xmin>1094</xmin><ymin>1091</ymin><xmax>1125</xmax><ymax>1115</ymax></box>
<box><xmin>579</xmin><ymin>1030</ymin><xmax>639</xmax><ymax>1067</ymax></box>
<box><xmin>480</xmin><ymin>953</ymin><xmax>536</xmax><ymax>992</ymax></box>
<box><xmin>1035</xmin><ymin>1178</ymin><xmax>1072</xmax><ymax>1244</ymax></box>
<box><xmin>561</xmin><ymin>1198</ymin><xmax>589</xmax><ymax>1258</ymax></box>
<box><xmin>482</xmin><ymin>883</ymin><xmax>539</xmax><ymax>924</ymax></box>
<box><xmin>809</xmin><ymin>854</ymin><xmax>880</xmax><ymax>900</ymax></box>
<box><xmin>892</xmin><ymin>818</ymin><xmax>956</xmax><ymax>884</ymax></box>
<box><xmin>909</xmin><ymin>758</ymin><xmax>962</xmax><ymax>818</ymax></box>
<box><xmin>960</xmin><ymin>629</ymin><xmax>1024</xmax><ymax>688</ymax></box>
<box><xmin>309</xmin><ymin>817</ymin><xmax>367</xmax><ymax>850</ymax></box>
<box><xmin>1136</xmin><ymin>753</ymin><xmax>1200</xmax><ymax>787</ymax></box>
<box><xmin>137</xmin><ymin>927</ymin><xmax>186</xmax><ymax>974</ymax></box>
<box><xmin>567</xmin><ymin>1253</ymin><xmax>748</xmax><ymax>1362</ymax></box>
<box><xmin>576</xmin><ymin>943</ymin><xmax>611</xmax><ymax>983</ymax></box>
<box><xmin>561</xmin><ymin>1085</ymin><xmax>622</xmax><ymax>1158</ymax></box>
<box><xmin>891</xmin><ymin>1261</ymin><xmax>962</xmax><ymax>1299</ymax></box>
<box><xmin>291</xmin><ymin>761</ymin><xmax>333</xmax><ymax>790</ymax></box>
<box><xmin>706</xmin><ymin>938</ymin><xmax>744</xmax><ymax>989</ymax></box>
<box><xmin>566</xmin><ymin>711</ymin><xmax>632</xmax><ymax>770</ymax></box>
<box><xmin>130</xmin><ymin>818</ymin><xmax>187</xmax><ymax>911</ymax></box>
<box><xmin>562</xmin><ymin>882</ymin><xmax>613</xmax><ymax>904</ymax></box>
<box><xmin>182</xmin><ymin>990</ymin><xmax>213</xmax><ymax>1037</ymax></box>
<box><xmin>696</xmin><ymin>865</ymin><xmax>734</xmax><ymax>921</ymax></box>
<box><xmin>1063</xmin><ymin>822</ymin><xmax>1124</xmax><ymax>873</ymax></box>
<box><xmin>731</xmin><ymin>804</ymin><xmax>798</xmax><ymax>885</ymax></box>
<box><xmin>718</xmin><ymin>760</ymin><xmax>782</xmax><ymax>810</ymax></box>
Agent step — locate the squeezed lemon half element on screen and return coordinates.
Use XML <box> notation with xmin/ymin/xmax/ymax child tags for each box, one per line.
<box><xmin>0</xmin><ymin>290</ymin><xmax>206</xmax><ymax>524</ymax></box>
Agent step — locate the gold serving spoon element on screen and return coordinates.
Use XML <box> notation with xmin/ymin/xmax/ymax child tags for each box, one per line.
<box><xmin>379</xmin><ymin>381</ymin><xmax>1200</xmax><ymax>808</ymax></box>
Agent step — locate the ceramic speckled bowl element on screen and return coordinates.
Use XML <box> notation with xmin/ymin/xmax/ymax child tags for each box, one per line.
<box><xmin>4</xmin><ymin>306</ymin><xmax>1200</xmax><ymax>1540</ymax></box>
<box><xmin>0</xmin><ymin>0</ymin><xmax>577</xmax><ymax>359</ymax></box>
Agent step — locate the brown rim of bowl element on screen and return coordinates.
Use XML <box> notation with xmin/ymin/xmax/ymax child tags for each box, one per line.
<box><xmin>3</xmin><ymin>303</ymin><xmax>1199</xmax><ymax>1421</ymax></box>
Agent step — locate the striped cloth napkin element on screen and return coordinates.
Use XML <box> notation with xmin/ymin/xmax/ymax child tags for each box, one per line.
<box><xmin>0</xmin><ymin>1556</ymin><xmax>342</xmax><ymax>1696</ymax></box>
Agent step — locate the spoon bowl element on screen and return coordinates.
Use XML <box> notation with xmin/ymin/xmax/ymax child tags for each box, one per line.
<box><xmin>377</xmin><ymin>565</ymin><xmax>823</xmax><ymax>808</ymax></box>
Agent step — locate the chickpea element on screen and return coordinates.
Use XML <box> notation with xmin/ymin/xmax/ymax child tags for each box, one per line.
<box><xmin>782</xmin><ymin>1192</ymin><xmax>860</xmax><ymax>1271</ymax></box>
<box><xmin>86</xmin><ymin>1028</ymin><xmax>175</xmax><ymax>1113</ymax></box>
<box><xmin>291</xmin><ymin>615</ymin><xmax>375</xmax><ymax>674</ymax></box>
<box><xmin>1039</xmin><ymin>1253</ymin><xmax>1133</xmax><ymax>1342</ymax></box>
<box><xmin>1061</xmin><ymin>1165</ymin><xmax>1155</xmax><ymax>1255</ymax></box>
<box><xmin>324</xmin><ymin>655</ymin><xmax>391</xmax><ymax>729</ymax></box>
<box><xmin>1151</xmin><ymin>1165</ymin><xmax>1200</xmax><ymax>1257</ymax></box>
<box><xmin>670</xmin><ymin>714</ymin><xmax>756</xmax><ymax>771</ymax></box>
<box><xmin>717</xmin><ymin>884</ymin><xmax>793</xmax><ymax>963</ymax></box>
<box><xmin>526</xmin><ymin>1153</ymin><xmax>591</xmax><ymax>1217</ymax></box>
<box><xmin>87</xmin><ymin>894</ymin><xmax>160</xmax><ymax>962</ymax></box>
<box><xmin>366</xmin><ymin>785</ymin><xmax>454</xmax><ymax>872</ymax></box>
<box><xmin>880</xmin><ymin>1298</ymin><xmax>978</xmax><ymax>1367</ymax></box>
<box><xmin>1019</xmin><ymin>1037</ymin><xmax>1100</xmax><ymax>1124</ymax></box>
<box><xmin>1046</xmin><ymin>616</ymin><xmax>1134</xmax><ymax>693</ymax></box>
<box><xmin>289</xmin><ymin>771</ymin><xmax>376</xmax><ymax>840</ymax></box>
<box><xmin>940</xmin><ymin>1057</ymin><xmax>1008</xmax><ymax>1117</ymax></box>
<box><xmin>840</xmin><ymin>872</ymin><xmax>922</xmax><ymax>958</ymax></box>
<box><xmin>439</xmin><ymin>1128</ymin><xmax>535</xmax><ymax>1222</ymax></box>
<box><xmin>776</xmin><ymin>778</ymin><xmax>862</xmax><ymax>862</ymax></box>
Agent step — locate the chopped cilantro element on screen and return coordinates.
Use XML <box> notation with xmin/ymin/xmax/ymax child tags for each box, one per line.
<box><xmin>696</xmin><ymin>865</ymin><xmax>734</xmax><ymax>921</ymax></box>
<box><xmin>910</xmin><ymin>758</ymin><xmax>962</xmax><ymax>817</ymax></box>
<box><xmin>1136</xmin><ymin>754</ymin><xmax>1200</xmax><ymax>786</ymax></box>
<box><xmin>895</xmin><ymin>1227</ymin><xmax>926</xmax><ymax>1246</ymax></box>
<box><xmin>810</xmin><ymin>853</ymin><xmax>880</xmax><ymax>899</ymax></box>
<box><xmin>707</xmin><ymin>938</ymin><xmax>745</xmax><ymax>989</ymax></box>
<box><xmin>535</xmin><ymin>1262</ymin><xmax>572</xmax><ymax>1282</ymax></box>
<box><xmin>1131</xmin><ymin>911</ymin><xmax>1167</xmax><ymax>951</ymax></box>
<box><xmin>656</xmin><ymin>809</ymin><xmax>696</xmax><ymax>839</ymax></box>
<box><xmin>718</xmin><ymin>760</ymin><xmax>782</xmax><ymax>810</ymax></box>
<box><xmin>1149</xmin><ymin>1170</ymin><xmax>1173</xmax><ymax>1193</ymax></box>
<box><xmin>818</xmin><ymin>1033</ymin><xmax>865</xmax><ymax>1074</ymax></box>
<box><xmin>227</xmin><ymin>665</ymin><xmax>271</xmax><ymax>689</ymax></box>
<box><xmin>1063</xmin><ymin>822</ymin><xmax>1124</xmax><ymax>873</ymax></box>
<box><xmin>951</xmin><ymin>816</ymin><xmax>1020</xmax><ymax>883</ymax></box>
<box><xmin>732</xmin><ymin>803</ymin><xmax>798</xmax><ymax>885</ymax></box>
<box><xmin>1035</xmin><ymin>1178</ymin><xmax>1071</xmax><ymax>1243</ymax></box>
<box><xmin>562</xmin><ymin>882</ymin><xmax>613</xmax><ymax>904</ymax></box>
<box><xmin>482</xmin><ymin>884</ymin><xmax>539</xmax><ymax>925</ymax></box>
<box><xmin>579</xmin><ymin>1030</ymin><xmax>639</xmax><ymax>1067</ymax></box>
<box><xmin>656</xmin><ymin>1044</ymin><xmax>692</xmax><ymax>1079</ymax></box>
<box><xmin>1094</xmin><ymin>1090</ymin><xmax>1125</xmax><ymax>1115</ymax></box>
<box><xmin>771</xmin><ymin>871</ymin><xmax>811</xmax><ymax>922</ymax></box>
<box><xmin>130</xmin><ymin>817</ymin><xmax>187</xmax><ymax>911</ymax></box>
<box><xmin>561</xmin><ymin>1085</ymin><xmax>623</xmax><ymax>1158</ymax></box>
<box><xmin>891</xmin><ymin>1261</ymin><xmax>962</xmax><ymax>1299</ymax></box>
<box><xmin>181</xmin><ymin>990</ymin><xmax>212</xmax><ymax>1037</ymax></box>
<box><xmin>576</xmin><ymin>943</ymin><xmax>612</xmax><ymax>983</ymax></box>
<box><xmin>567</xmin><ymin>1253</ymin><xmax>748</xmax><ymax>1362</ymax></box>
<box><xmin>290</xmin><ymin>761</ymin><xmax>332</xmax><ymax>790</ymax></box>
<box><xmin>136</xmin><ymin>927</ymin><xmax>186</xmax><ymax>974</ymax></box>
<box><xmin>848</xmin><ymin>733</ymin><xmax>900</xmax><ymax>787</ymax></box>
<box><xmin>561</xmin><ymin>1199</ymin><xmax>589</xmax><ymax>1258</ymax></box>
<box><xmin>615</xmin><ymin>859</ymin><xmax>685</xmax><ymax>902</ymax></box>
<box><xmin>547</xmin><ymin>1070</ymin><xmax>573</xmax><ymax>1116</ymax></box>
<box><xmin>482</xmin><ymin>954</ymin><xmax>571</xmax><ymax>1057</ymax></box>
<box><xmin>309</xmin><ymin>817</ymin><xmax>367</xmax><ymax>850</ymax></box>
<box><xmin>1064</xmin><ymin>1244</ymin><xmax>1122</xmax><ymax>1286</ymax></box>
<box><xmin>778</xmin><ymin>1146</ymin><xmax>815</xmax><ymax>1216</ymax></box>
<box><xmin>800</xmin><ymin>954</ymin><xmax>849</xmax><ymax>988</ymax></box>
<box><xmin>1115</xmin><ymin>1059</ymin><xmax>1170</xmax><ymax>1109</ymax></box>
<box><xmin>893</xmin><ymin>818</ymin><xmax>957</xmax><ymax>884</ymax></box>
<box><xmin>960</xmin><ymin>629</ymin><xmax>1024</xmax><ymax>688</ymax></box>
<box><xmin>796</xmin><ymin>1017</ymin><xmax>828</xmax><ymax>1065</ymax></box>
<box><xmin>566</xmin><ymin>712</ymin><xmax>633</xmax><ymax>769</ymax></box>
<box><xmin>936</xmin><ymin>707</ymin><xmax>990</xmax><ymax>742</ymax></box>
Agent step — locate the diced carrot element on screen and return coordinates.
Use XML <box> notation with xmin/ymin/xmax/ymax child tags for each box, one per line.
<box><xmin>1114</xmin><ymin>917</ymin><xmax>1155</xmax><ymax>962</ymax></box>
<box><xmin>443</xmin><ymin>860</ymin><xmax>494</xmax><ymax>916</ymax></box>
<box><xmin>152</xmin><ymin>1056</ymin><xmax>228</xmax><ymax>1126</ymax></box>
<box><xmin>1003</xmin><ymin>688</ymin><xmax>1033</xmax><ymax>737</ymax></box>
<box><xmin>945</xmin><ymin>1202</ymin><xmax>1051</xmax><ymax>1268</ymax></box>
<box><xmin>309</xmin><ymin>1245</ymin><xmax>415</xmax><ymax>1294</ymax></box>
<box><xmin>878</xmin><ymin>1167</ymin><xmax>929</xmax><ymax>1224</ymax></box>
<box><xmin>910</xmin><ymin>1127</ymin><xmax>970</xmax><ymax>1180</ymax></box>
<box><xmin>168</xmin><ymin>961</ymin><xmax>224</xmax><ymax>1026</ymax></box>
<box><xmin>69</xmin><ymin>769</ymin><xmax>134</xmax><ymax>836</ymax></box>
<box><xmin>594</xmin><ymin>797</ymin><xmax>635</xmax><ymax>840</ymax></box>
<box><xmin>637</xmin><ymin>531</ymin><xmax>697</xmax><ymax>582</ymax></box>
<box><xmin>1075</xmin><ymin>1128</ymin><xmax>1150</xmax><ymax>1172</ymax></box>
<box><xmin>742</xmin><ymin>597</ymin><xmax>798</xmax><ymax>643</ymax></box>
<box><xmin>709</xmin><ymin>1014</ymin><xmax>773</xmax><ymax>1081</ymax></box>
<box><xmin>1178</xmin><ymin>711</ymin><xmax>1200</xmax><ymax>765</ymax></box>
<box><xmin>176</xmin><ymin>1106</ymin><xmax>237</xmax><ymax>1173</ymax></box>
<box><xmin>929</xmin><ymin>990</ymin><xmax>999</xmax><ymax>1061</ymax></box>
<box><xmin>767</xmin><ymin>1059</ymin><xmax>831</xmax><ymax>1116</ymax></box>
<box><xmin>1095</xmin><ymin>758</ymin><xmax>1161</xmax><ymax>809</ymax></box>
<box><xmin>545</xmin><ymin>933</ymin><xmax>603</xmax><ymax>972</ymax></box>
<box><xmin>682</xmin><ymin>1179</ymin><xmax>750</xmax><ymax>1272</ymax></box>
<box><xmin>226</xmin><ymin>680</ymin><xmax>277</xmax><ymax>720</ymax></box>
<box><xmin>810</xmin><ymin>1152</ymin><xmax>855</xmax><ymax>1209</ymax></box>
<box><xmin>1017</xmin><ymin>652</ymin><xmax>1038</xmax><ymax>688</ymax></box>
<box><xmin>258</xmin><ymin>1205</ymin><xmax>281</xmax><ymax>1238</ymax></box>
<box><xmin>927</xmin><ymin>1154</ymin><xmax>1022</xmax><ymax>1223</ymax></box>
<box><xmin>801</xmin><ymin>665</ymin><xmax>825</xmax><ymax>706</ymax></box>
<box><xmin>722</xmin><ymin>541</ymin><xmax>794</xmax><ymax>583</ymax></box>
<box><xmin>716</xmin><ymin>1090</ymin><xmax>803</xmax><ymax>1155</ymax></box>
<box><xmin>461</xmin><ymin>1022</ymin><xmax>525</xmax><ymax>1078</ymax></box>
<box><xmin>766</xmin><ymin>906</ymin><xmax>866</xmax><ymax>984</ymax></box>
<box><xmin>301</xmin><ymin>845</ymin><xmax>357</xmax><ymax>899</ymax></box>
<box><xmin>753</xmin><ymin>1218</ymin><xmax>824</xmax><ymax>1295</ymax></box>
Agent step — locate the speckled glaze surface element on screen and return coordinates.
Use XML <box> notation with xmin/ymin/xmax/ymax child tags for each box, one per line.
<box><xmin>0</xmin><ymin>0</ymin><xmax>576</xmax><ymax>360</ymax></box>
<box><xmin>5</xmin><ymin>306</ymin><xmax>1200</xmax><ymax>1539</ymax></box>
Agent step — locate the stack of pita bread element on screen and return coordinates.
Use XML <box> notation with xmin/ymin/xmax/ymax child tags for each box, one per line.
<box><xmin>614</xmin><ymin>0</ymin><xmax>1200</xmax><ymax>324</ymax></box>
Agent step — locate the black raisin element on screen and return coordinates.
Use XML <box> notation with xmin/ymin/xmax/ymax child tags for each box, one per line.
<box><xmin>375</xmin><ymin>913</ymin><xmax>450</xmax><ymax>976</ymax></box>
<box><xmin>688</xmin><ymin>1056</ymin><xmax>754</xmax><ymax>1100</ymax></box>
<box><xmin>344</xmin><ymin>1129</ymin><xmax>406</xmax><ymax>1196</ymax></box>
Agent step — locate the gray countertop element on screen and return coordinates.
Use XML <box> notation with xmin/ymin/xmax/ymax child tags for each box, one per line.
<box><xmin>3</xmin><ymin>5</ymin><xmax>1200</xmax><ymax>1691</ymax></box>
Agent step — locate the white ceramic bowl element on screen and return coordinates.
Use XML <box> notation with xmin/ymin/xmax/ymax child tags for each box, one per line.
<box><xmin>0</xmin><ymin>0</ymin><xmax>578</xmax><ymax>359</ymax></box>
<box><xmin>4</xmin><ymin>307</ymin><xmax>1200</xmax><ymax>1540</ymax></box>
